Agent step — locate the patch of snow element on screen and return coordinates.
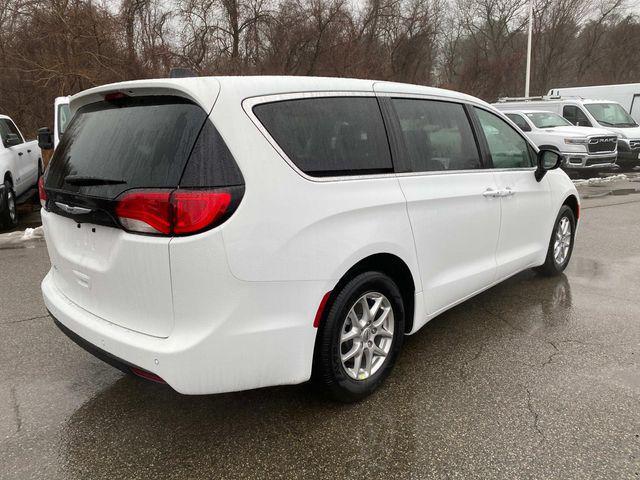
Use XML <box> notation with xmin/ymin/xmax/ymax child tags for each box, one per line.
<box><xmin>0</xmin><ymin>226</ymin><xmax>44</xmax><ymax>249</ymax></box>
<box><xmin>573</xmin><ymin>174</ymin><xmax>628</xmax><ymax>186</ymax></box>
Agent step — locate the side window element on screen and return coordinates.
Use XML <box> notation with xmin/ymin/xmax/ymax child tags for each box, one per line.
<box><xmin>563</xmin><ymin>105</ymin><xmax>591</xmax><ymax>127</ymax></box>
<box><xmin>0</xmin><ymin>119</ymin><xmax>24</xmax><ymax>146</ymax></box>
<box><xmin>253</xmin><ymin>97</ymin><xmax>392</xmax><ymax>177</ymax></box>
<box><xmin>505</xmin><ymin>113</ymin><xmax>531</xmax><ymax>132</ymax></box>
<box><xmin>474</xmin><ymin>108</ymin><xmax>535</xmax><ymax>169</ymax></box>
<box><xmin>58</xmin><ymin>104</ymin><xmax>71</xmax><ymax>136</ymax></box>
<box><xmin>392</xmin><ymin>98</ymin><xmax>481</xmax><ymax>172</ymax></box>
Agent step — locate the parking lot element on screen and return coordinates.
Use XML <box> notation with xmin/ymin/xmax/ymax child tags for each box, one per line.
<box><xmin>0</xmin><ymin>189</ymin><xmax>637</xmax><ymax>479</ymax></box>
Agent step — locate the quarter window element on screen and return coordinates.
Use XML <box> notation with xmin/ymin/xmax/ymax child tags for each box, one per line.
<box><xmin>392</xmin><ymin>99</ymin><xmax>481</xmax><ymax>172</ymax></box>
<box><xmin>474</xmin><ymin>108</ymin><xmax>535</xmax><ymax>169</ymax></box>
<box><xmin>253</xmin><ymin>97</ymin><xmax>392</xmax><ymax>177</ymax></box>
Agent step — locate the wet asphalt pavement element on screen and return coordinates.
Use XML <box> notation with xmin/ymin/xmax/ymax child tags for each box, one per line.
<box><xmin>1</xmin><ymin>197</ymin><xmax>639</xmax><ymax>479</ymax></box>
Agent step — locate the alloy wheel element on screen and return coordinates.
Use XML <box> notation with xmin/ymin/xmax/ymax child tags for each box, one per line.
<box><xmin>340</xmin><ymin>292</ymin><xmax>394</xmax><ymax>381</ymax></box>
<box><xmin>554</xmin><ymin>216</ymin><xmax>572</xmax><ymax>265</ymax></box>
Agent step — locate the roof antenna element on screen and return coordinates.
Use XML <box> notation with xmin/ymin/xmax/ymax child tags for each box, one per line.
<box><xmin>169</xmin><ymin>68</ymin><xmax>198</xmax><ymax>78</ymax></box>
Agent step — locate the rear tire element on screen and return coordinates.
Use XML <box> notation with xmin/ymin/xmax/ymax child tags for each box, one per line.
<box><xmin>0</xmin><ymin>180</ymin><xmax>18</xmax><ymax>229</ymax></box>
<box><xmin>312</xmin><ymin>271</ymin><xmax>405</xmax><ymax>402</ymax></box>
<box><xmin>535</xmin><ymin>205</ymin><xmax>575</xmax><ymax>276</ymax></box>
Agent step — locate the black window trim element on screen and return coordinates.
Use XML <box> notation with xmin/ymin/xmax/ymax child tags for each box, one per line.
<box><xmin>382</xmin><ymin>96</ymin><xmax>487</xmax><ymax>174</ymax></box>
<box><xmin>243</xmin><ymin>92</ymin><xmax>541</xmax><ymax>181</ymax></box>
<box><xmin>244</xmin><ymin>92</ymin><xmax>403</xmax><ymax>182</ymax></box>
<box><xmin>469</xmin><ymin>105</ymin><xmax>538</xmax><ymax>171</ymax></box>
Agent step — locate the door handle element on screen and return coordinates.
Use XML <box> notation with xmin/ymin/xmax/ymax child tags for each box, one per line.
<box><xmin>18</xmin><ymin>152</ymin><xmax>23</xmax><ymax>156</ymax></box>
<box><xmin>482</xmin><ymin>188</ymin><xmax>500</xmax><ymax>198</ymax></box>
<box><xmin>27</xmin><ymin>149</ymin><xmax>31</xmax><ymax>153</ymax></box>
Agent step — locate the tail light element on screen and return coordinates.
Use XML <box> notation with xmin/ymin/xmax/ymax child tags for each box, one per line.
<box><xmin>115</xmin><ymin>188</ymin><xmax>238</xmax><ymax>236</ymax></box>
<box><xmin>38</xmin><ymin>176</ymin><xmax>47</xmax><ymax>209</ymax></box>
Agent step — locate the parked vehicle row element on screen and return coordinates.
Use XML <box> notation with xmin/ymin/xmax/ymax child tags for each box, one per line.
<box><xmin>498</xmin><ymin>109</ymin><xmax>618</xmax><ymax>174</ymax></box>
<box><xmin>495</xmin><ymin>95</ymin><xmax>640</xmax><ymax>172</ymax></box>
<box><xmin>40</xmin><ymin>76</ymin><xmax>579</xmax><ymax>401</ymax></box>
<box><xmin>0</xmin><ymin>115</ymin><xmax>42</xmax><ymax>229</ymax></box>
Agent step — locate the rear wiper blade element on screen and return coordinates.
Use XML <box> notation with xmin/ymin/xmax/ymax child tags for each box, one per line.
<box><xmin>64</xmin><ymin>175</ymin><xmax>127</xmax><ymax>186</ymax></box>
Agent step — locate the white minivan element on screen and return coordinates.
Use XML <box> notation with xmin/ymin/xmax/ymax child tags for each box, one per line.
<box><xmin>40</xmin><ymin>77</ymin><xmax>579</xmax><ymax>401</ymax></box>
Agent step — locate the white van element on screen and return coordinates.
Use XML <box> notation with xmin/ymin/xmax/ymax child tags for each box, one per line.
<box><xmin>548</xmin><ymin>84</ymin><xmax>640</xmax><ymax>123</ymax></box>
<box><xmin>53</xmin><ymin>96</ymin><xmax>70</xmax><ymax>149</ymax></box>
<box><xmin>495</xmin><ymin>97</ymin><xmax>640</xmax><ymax>170</ymax></box>
<box><xmin>40</xmin><ymin>76</ymin><xmax>578</xmax><ymax>401</ymax></box>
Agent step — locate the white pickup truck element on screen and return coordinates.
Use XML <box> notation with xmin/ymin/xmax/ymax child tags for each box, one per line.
<box><xmin>495</xmin><ymin>108</ymin><xmax>618</xmax><ymax>175</ymax></box>
<box><xmin>0</xmin><ymin>114</ymin><xmax>42</xmax><ymax>229</ymax></box>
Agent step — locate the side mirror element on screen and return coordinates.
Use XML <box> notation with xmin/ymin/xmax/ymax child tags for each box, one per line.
<box><xmin>38</xmin><ymin>127</ymin><xmax>54</xmax><ymax>150</ymax></box>
<box><xmin>535</xmin><ymin>149</ymin><xmax>563</xmax><ymax>182</ymax></box>
<box><xmin>4</xmin><ymin>133</ymin><xmax>22</xmax><ymax>147</ymax></box>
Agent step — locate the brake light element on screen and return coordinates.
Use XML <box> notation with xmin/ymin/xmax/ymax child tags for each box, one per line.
<box><xmin>104</xmin><ymin>91</ymin><xmax>128</xmax><ymax>102</ymax></box>
<box><xmin>115</xmin><ymin>189</ymin><xmax>234</xmax><ymax>235</ymax></box>
<box><xmin>38</xmin><ymin>176</ymin><xmax>47</xmax><ymax>209</ymax></box>
<box><xmin>172</xmin><ymin>191</ymin><xmax>231</xmax><ymax>234</ymax></box>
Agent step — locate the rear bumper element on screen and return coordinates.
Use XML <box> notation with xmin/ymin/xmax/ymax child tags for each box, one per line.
<box><xmin>42</xmin><ymin>270</ymin><xmax>326</xmax><ymax>394</ymax></box>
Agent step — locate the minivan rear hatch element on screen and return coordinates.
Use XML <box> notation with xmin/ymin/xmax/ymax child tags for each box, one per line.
<box><xmin>43</xmin><ymin>93</ymin><xmax>212</xmax><ymax>337</ymax></box>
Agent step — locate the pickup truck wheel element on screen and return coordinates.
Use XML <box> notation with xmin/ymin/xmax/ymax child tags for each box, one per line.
<box><xmin>0</xmin><ymin>181</ymin><xmax>18</xmax><ymax>229</ymax></box>
<box><xmin>535</xmin><ymin>205</ymin><xmax>575</xmax><ymax>276</ymax></box>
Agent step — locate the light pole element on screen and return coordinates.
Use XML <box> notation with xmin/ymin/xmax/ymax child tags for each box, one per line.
<box><xmin>524</xmin><ymin>0</ymin><xmax>533</xmax><ymax>97</ymax></box>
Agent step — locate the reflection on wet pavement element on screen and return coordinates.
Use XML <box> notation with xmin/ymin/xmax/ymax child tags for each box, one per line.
<box><xmin>1</xmin><ymin>201</ymin><xmax>639</xmax><ymax>479</ymax></box>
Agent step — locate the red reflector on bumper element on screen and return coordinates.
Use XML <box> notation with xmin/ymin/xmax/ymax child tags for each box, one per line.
<box><xmin>313</xmin><ymin>291</ymin><xmax>332</xmax><ymax>328</ymax></box>
<box><xmin>130</xmin><ymin>366</ymin><xmax>166</xmax><ymax>384</ymax></box>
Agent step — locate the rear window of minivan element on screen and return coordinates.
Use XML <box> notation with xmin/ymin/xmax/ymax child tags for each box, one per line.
<box><xmin>254</xmin><ymin>97</ymin><xmax>392</xmax><ymax>177</ymax></box>
<box><xmin>46</xmin><ymin>96</ymin><xmax>209</xmax><ymax>199</ymax></box>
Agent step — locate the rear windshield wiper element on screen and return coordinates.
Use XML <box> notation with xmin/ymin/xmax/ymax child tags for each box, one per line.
<box><xmin>64</xmin><ymin>175</ymin><xmax>127</xmax><ymax>186</ymax></box>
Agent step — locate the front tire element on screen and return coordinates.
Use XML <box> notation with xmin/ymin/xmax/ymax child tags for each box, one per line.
<box><xmin>535</xmin><ymin>205</ymin><xmax>576</xmax><ymax>276</ymax></box>
<box><xmin>0</xmin><ymin>180</ymin><xmax>18</xmax><ymax>229</ymax></box>
<box><xmin>312</xmin><ymin>271</ymin><xmax>405</xmax><ymax>402</ymax></box>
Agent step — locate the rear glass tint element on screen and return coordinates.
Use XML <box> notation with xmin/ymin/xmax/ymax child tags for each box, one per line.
<box><xmin>180</xmin><ymin>120</ymin><xmax>244</xmax><ymax>188</ymax></box>
<box><xmin>253</xmin><ymin>97</ymin><xmax>392</xmax><ymax>177</ymax></box>
<box><xmin>46</xmin><ymin>96</ymin><xmax>208</xmax><ymax>199</ymax></box>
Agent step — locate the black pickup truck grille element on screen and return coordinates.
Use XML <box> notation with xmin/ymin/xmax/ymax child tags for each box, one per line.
<box><xmin>588</xmin><ymin>136</ymin><xmax>617</xmax><ymax>153</ymax></box>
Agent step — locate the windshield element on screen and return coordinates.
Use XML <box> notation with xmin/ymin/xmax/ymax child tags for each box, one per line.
<box><xmin>525</xmin><ymin>112</ymin><xmax>572</xmax><ymax>128</ymax></box>
<box><xmin>585</xmin><ymin>103</ymin><xmax>638</xmax><ymax>127</ymax></box>
<box><xmin>46</xmin><ymin>96</ymin><xmax>208</xmax><ymax>199</ymax></box>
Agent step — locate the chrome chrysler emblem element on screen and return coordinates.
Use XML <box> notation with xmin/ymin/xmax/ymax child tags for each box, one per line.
<box><xmin>54</xmin><ymin>202</ymin><xmax>93</xmax><ymax>215</ymax></box>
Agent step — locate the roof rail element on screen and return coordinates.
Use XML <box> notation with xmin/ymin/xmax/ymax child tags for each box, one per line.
<box><xmin>497</xmin><ymin>94</ymin><xmax>584</xmax><ymax>103</ymax></box>
<box><xmin>496</xmin><ymin>96</ymin><xmax>546</xmax><ymax>103</ymax></box>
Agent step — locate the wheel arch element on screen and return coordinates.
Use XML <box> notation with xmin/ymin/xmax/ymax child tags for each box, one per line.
<box><xmin>562</xmin><ymin>194</ymin><xmax>580</xmax><ymax>221</ymax></box>
<box><xmin>323</xmin><ymin>253</ymin><xmax>417</xmax><ymax>334</ymax></box>
<box><xmin>538</xmin><ymin>144</ymin><xmax>560</xmax><ymax>151</ymax></box>
<box><xmin>3</xmin><ymin>171</ymin><xmax>12</xmax><ymax>185</ymax></box>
